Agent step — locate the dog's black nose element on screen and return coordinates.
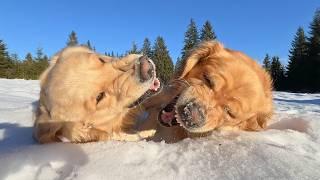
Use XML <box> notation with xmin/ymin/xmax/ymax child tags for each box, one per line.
<box><xmin>178</xmin><ymin>101</ymin><xmax>205</xmax><ymax>129</ymax></box>
<box><xmin>139</xmin><ymin>55</ymin><xmax>154</xmax><ymax>82</ymax></box>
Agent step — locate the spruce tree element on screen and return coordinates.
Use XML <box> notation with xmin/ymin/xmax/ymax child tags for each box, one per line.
<box><xmin>181</xmin><ymin>19</ymin><xmax>199</xmax><ymax>60</ymax></box>
<box><xmin>176</xmin><ymin>19</ymin><xmax>199</xmax><ymax>73</ymax></box>
<box><xmin>175</xmin><ymin>57</ymin><xmax>182</xmax><ymax>72</ymax></box>
<box><xmin>152</xmin><ymin>36</ymin><xmax>174</xmax><ymax>84</ymax></box>
<box><xmin>270</xmin><ymin>56</ymin><xmax>286</xmax><ymax>91</ymax></box>
<box><xmin>24</xmin><ymin>53</ymin><xmax>35</xmax><ymax>79</ymax></box>
<box><xmin>141</xmin><ymin>38</ymin><xmax>152</xmax><ymax>58</ymax></box>
<box><xmin>128</xmin><ymin>42</ymin><xmax>139</xmax><ymax>54</ymax></box>
<box><xmin>307</xmin><ymin>9</ymin><xmax>320</xmax><ymax>92</ymax></box>
<box><xmin>0</xmin><ymin>40</ymin><xmax>13</xmax><ymax>78</ymax></box>
<box><xmin>200</xmin><ymin>20</ymin><xmax>217</xmax><ymax>41</ymax></box>
<box><xmin>86</xmin><ymin>40</ymin><xmax>93</xmax><ymax>50</ymax></box>
<box><xmin>66</xmin><ymin>31</ymin><xmax>78</xmax><ymax>47</ymax></box>
<box><xmin>286</xmin><ymin>27</ymin><xmax>308</xmax><ymax>91</ymax></box>
<box><xmin>10</xmin><ymin>53</ymin><xmax>20</xmax><ymax>78</ymax></box>
<box><xmin>35</xmin><ymin>48</ymin><xmax>49</xmax><ymax>77</ymax></box>
<box><xmin>262</xmin><ymin>54</ymin><xmax>271</xmax><ymax>73</ymax></box>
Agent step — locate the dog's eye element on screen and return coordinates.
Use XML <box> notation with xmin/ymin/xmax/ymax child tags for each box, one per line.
<box><xmin>96</xmin><ymin>92</ymin><xmax>105</xmax><ymax>104</ymax></box>
<box><xmin>203</xmin><ymin>73</ymin><xmax>214</xmax><ymax>88</ymax></box>
<box><xmin>224</xmin><ymin>106</ymin><xmax>235</xmax><ymax>118</ymax></box>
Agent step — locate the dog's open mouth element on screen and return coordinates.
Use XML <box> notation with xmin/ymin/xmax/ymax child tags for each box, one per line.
<box><xmin>128</xmin><ymin>78</ymin><xmax>160</xmax><ymax>108</ymax></box>
<box><xmin>158</xmin><ymin>95</ymin><xmax>180</xmax><ymax>127</ymax></box>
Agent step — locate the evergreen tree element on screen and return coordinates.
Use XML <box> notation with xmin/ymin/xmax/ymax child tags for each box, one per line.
<box><xmin>10</xmin><ymin>53</ymin><xmax>21</xmax><ymax>78</ymax></box>
<box><xmin>307</xmin><ymin>9</ymin><xmax>320</xmax><ymax>92</ymax></box>
<box><xmin>200</xmin><ymin>20</ymin><xmax>217</xmax><ymax>41</ymax></box>
<box><xmin>86</xmin><ymin>40</ymin><xmax>93</xmax><ymax>50</ymax></box>
<box><xmin>175</xmin><ymin>57</ymin><xmax>182</xmax><ymax>72</ymax></box>
<box><xmin>152</xmin><ymin>36</ymin><xmax>174</xmax><ymax>84</ymax></box>
<box><xmin>0</xmin><ymin>40</ymin><xmax>13</xmax><ymax>78</ymax></box>
<box><xmin>128</xmin><ymin>41</ymin><xmax>139</xmax><ymax>54</ymax></box>
<box><xmin>66</xmin><ymin>31</ymin><xmax>78</xmax><ymax>47</ymax></box>
<box><xmin>270</xmin><ymin>56</ymin><xmax>286</xmax><ymax>91</ymax></box>
<box><xmin>24</xmin><ymin>53</ymin><xmax>35</xmax><ymax>79</ymax></box>
<box><xmin>35</xmin><ymin>48</ymin><xmax>49</xmax><ymax>77</ymax></box>
<box><xmin>286</xmin><ymin>27</ymin><xmax>308</xmax><ymax>91</ymax></box>
<box><xmin>262</xmin><ymin>54</ymin><xmax>271</xmax><ymax>73</ymax></box>
<box><xmin>141</xmin><ymin>38</ymin><xmax>152</xmax><ymax>58</ymax></box>
<box><xmin>181</xmin><ymin>19</ymin><xmax>199</xmax><ymax>60</ymax></box>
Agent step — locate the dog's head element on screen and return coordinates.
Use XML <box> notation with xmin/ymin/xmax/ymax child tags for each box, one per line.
<box><xmin>157</xmin><ymin>41</ymin><xmax>273</xmax><ymax>133</ymax></box>
<box><xmin>38</xmin><ymin>46</ymin><xmax>160</xmax><ymax>129</ymax></box>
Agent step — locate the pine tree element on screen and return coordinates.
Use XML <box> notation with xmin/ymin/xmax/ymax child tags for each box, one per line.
<box><xmin>35</xmin><ymin>48</ymin><xmax>49</xmax><ymax>77</ymax></box>
<box><xmin>286</xmin><ymin>27</ymin><xmax>308</xmax><ymax>91</ymax></box>
<box><xmin>86</xmin><ymin>40</ymin><xmax>93</xmax><ymax>50</ymax></box>
<box><xmin>66</xmin><ymin>31</ymin><xmax>78</xmax><ymax>47</ymax></box>
<box><xmin>200</xmin><ymin>20</ymin><xmax>217</xmax><ymax>41</ymax></box>
<box><xmin>307</xmin><ymin>8</ymin><xmax>320</xmax><ymax>92</ymax></box>
<box><xmin>0</xmin><ymin>40</ymin><xmax>13</xmax><ymax>78</ymax></box>
<box><xmin>128</xmin><ymin>41</ymin><xmax>139</xmax><ymax>54</ymax></box>
<box><xmin>262</xmin><ymin>54</ymin><xmax>271</xmax><ymax>73</ymax></box>
<box><xmin>24</xmin><ymin>53</ymin><xmax>35</xmax><ymax>79</ymax></box>
<box><xmin>270</xmin><ymin>56</ymin><xmax>286</xmax><ymax>91</ymax></box>
<box><xmin>10</xmin><ymin>53</ymin><xmax>20</xmax><ymax>78</ymax></box>
<box><xmin>141</xmin><ymin>38</ymin><xmax>152</xmax><ymax>58</ymax></box>
<box><xmin>175</xmin><ymin>57</ymin><xmax>182</xmax><ymax>72</ymax></box>
<box><xmin>176</xmin><ymin>19</ymin><xmax>199</xmax><ymax>73</ymax></box>
<box><xmin>152</xmin><ymin>36</ymin><xmax>174</xmax><ymax>84</ymax></box>
<box><xmin>181</xmin><ymin>19</ymin><xmax>199</xmax><ymax>60</ymax></box>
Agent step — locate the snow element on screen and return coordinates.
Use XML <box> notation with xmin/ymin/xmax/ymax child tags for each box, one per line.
<box><xmin>0</xmin><ymin>79</ymin><xmax>320</xmax><ymax>180</ymax></box>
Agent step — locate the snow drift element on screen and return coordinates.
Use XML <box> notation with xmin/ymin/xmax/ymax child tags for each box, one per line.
<box><xmin>0</xmin><ymin>79</ymin><xmax>320</xmax><ymax>180</ymax></box>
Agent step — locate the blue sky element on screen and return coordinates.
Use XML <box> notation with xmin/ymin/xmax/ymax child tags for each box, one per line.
<box><xmin>0</xmin><ymin>0</ymin><xmax>318</xmax><ymax>64</ymax></box>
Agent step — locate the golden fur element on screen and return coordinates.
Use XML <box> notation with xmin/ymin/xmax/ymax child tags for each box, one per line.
<box><xmin>34</xmin><ymin>46</ymin><xmax>158</xmax><ymax>143</ymax></box>
<box><xmin>140</xmin><ymin>41</ymin><xmax>273</xmax><ymax>143</ymax></box>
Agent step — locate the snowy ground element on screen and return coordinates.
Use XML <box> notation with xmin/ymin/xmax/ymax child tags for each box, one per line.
<box><xmin>0</xmin><ymin>79</ymin><xmax>320</xmax><ymax>180</ymax></box>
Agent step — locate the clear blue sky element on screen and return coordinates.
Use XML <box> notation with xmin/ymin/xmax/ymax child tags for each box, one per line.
<box><xmin>0</xmin><ymin>0</ymin><xmax>318</xmax><ymax>64</ymax></box>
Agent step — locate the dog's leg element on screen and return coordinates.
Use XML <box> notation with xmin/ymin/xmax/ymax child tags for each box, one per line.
<box><xmin>34</xmin><ymin>121</ymin><xmax>110</xmax><ymax>143</ymax></box>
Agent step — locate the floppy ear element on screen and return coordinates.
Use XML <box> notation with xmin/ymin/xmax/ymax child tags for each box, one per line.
<box><xmin>177</xmin><ymin>41</ymin><xmax>224</xmax><ymax>78</ymax></box>
<box><xmin>111</xmin><ymin>54</ymin><xmax>141</xmax><ymax>70</ymax></box>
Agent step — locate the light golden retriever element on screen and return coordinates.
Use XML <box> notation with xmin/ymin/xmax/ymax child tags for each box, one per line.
<box><xmin>33</xmin><ymin>46</ymin><xmax>160</xmax><ymax>143</ymax></box>
<box><xmin>139</xmin><ymin>41</ymin><xmax>273</xmax><ymax>143</ymax></box>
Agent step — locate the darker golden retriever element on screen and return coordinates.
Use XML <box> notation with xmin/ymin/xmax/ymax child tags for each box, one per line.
<box><xmin>139</xmin><ymin>41</ymin><xmax>273</xmax><ymax>143</ymax></box>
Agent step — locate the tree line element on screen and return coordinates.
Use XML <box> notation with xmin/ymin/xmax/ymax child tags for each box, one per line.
<box><xmin>263</xmin><ymin>9</ymin><xmax>320</xmax><ymax>92</ymax></box>
<box><xmin>1</xmin><ymin>9</ymin><xmax>319</xmax><ymax>92</ymax></box>
<box><xmin>0</xmin><ymin>19</ymin><xmax>217</xmax><ymax>84</ymax></box>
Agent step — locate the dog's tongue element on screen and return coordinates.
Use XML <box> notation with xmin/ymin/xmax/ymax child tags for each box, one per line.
<box><xmin>149</xmin><ymin>78</ymin><xmax>160</xmax><ymax>91</ymax></box>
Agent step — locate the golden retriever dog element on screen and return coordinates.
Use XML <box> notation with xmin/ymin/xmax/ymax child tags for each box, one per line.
<box><xmin>33</xmin><ymin>46</ymin><xmax>160</xmax><ymax>143</ymax></box>
<box><xmin>139</xmin><ymin>41</ymin><xmax>273</xmax><ymax>143</ymax></box>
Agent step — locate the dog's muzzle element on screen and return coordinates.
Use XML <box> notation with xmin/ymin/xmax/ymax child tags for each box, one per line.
<box><xmin>177</xmin><ymin>101</ymin><xmax>206</xmax><ymax>129</ymax></box>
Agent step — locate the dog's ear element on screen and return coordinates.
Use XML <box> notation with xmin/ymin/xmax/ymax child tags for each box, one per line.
<box><xmin>177</xmin><ymin>41</ymin><xmax>224</xmax><ymax>79</ymax></box>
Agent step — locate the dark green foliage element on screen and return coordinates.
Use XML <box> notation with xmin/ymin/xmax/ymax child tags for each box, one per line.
<box><xmin>127</xmin><ymin>42</ymin><xmax>139</xmax><ymax>54</ymax></box>
<box><xmin>141</xmin><ymin>38</ymin><xmax>152</xmax><ymax>58</ymax></box>
<box><xmin>66</xmin><ymin>31</ymin><xmax>78</xmax><ymax>47</ymax></box>
<box><xmin>0</xmin><ymin>40</ymin><xmax>13</xmax><ymax>78</ymax></box>
<box><xmin>286</xmin><ymin>27</ymin><xmax>308</xmax><ymax>91</ymax></box>
<box><xmin>306</xmin><ymin>9</ymin><xmax>320</xmax><ymax>91</ymax></box>
<box><xmin>175</xmin><ymin>57</ymin><xmax>182</xmax><ymax>72</ymax></box>
<box><xmin>262</xmin><ymin>54</ymin><xmax>271</xmax><ymax>73</ymax></box>
<box><xmin>181</xmin><ymin>19</ymin><xmax>199</xmax><ymax>61</ymax></box>
<box><xmin>86</xmin><ymin>40</ymin><xmax>93</xmax><ymax>50</ymax></box>
<box><xmin>0</xmin><ymin>40</ymin><xmax>49</xmax><ymax>80</ymax></box>
<box><xmin>270</xmin><ymin>56</ymin><xmax>286</xmax><ymax>91</ymax></box>
<box><xmin>152</xmin><ymin>36</ymin><xmax>174</xmax><ymax>84</ymax></box>
<box><xmin>200</xmin><ymin>20</ymin><xmax>217</xmax><ymax>41</ymax></box>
